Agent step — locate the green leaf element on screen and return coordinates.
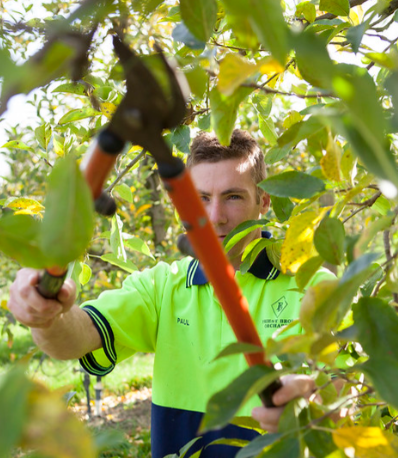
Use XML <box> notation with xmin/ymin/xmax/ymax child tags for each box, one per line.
<box><xmin>251</xmin><ymin>93</ymin><xmax>273</xmax><ymax>119</ymax></box>
<box><xmin>124</xmin><ymin>236</ymin><xmax>154</xmax><ymax>258</ymax></box>
<box><xmin>79</xmin><ymin>263</ymin><xmax>92</xmax><ymax>285</ymax></box>
<box><xmin>270</xmin><ymin>195</ymin><xmax>294</xmax><ymax>222</ymax></box>
<box><xmin>0</xmin><ymin>366</ymin><xmax>32</xmax><ymax>458</ymax></box>
<box><xmin>58</xmin><ymin>107</ymin><xmax>100</xmax><ymax>125</ymax></box>
<box><xmin>259</xmin><ymin>171</ymin><xmax>325</xmax><ymax>199</ymax></box>
<box><xmin>172</xmin><ymin>125</ymin><xmax>191</xmax><ymax>154</ymax></box>
<box><xmin>210</xmin><ymin>86</ymin><xmax>253</xmax><ymax>145</ymax></box>
<box><xmin>354</xmin><ymin>297</ymin><xmax>398</xmax><ymax>361</ymax></box>
<box><xmin>296</xmin><ymin>256</ymin><xmax>324</xmax><ymax>290</ymax></box>
<box><xmin>256</xmin><ymin>436</ymin><xmax>300</xmax><ymax>458</ymax></box>
<box><xmin>310</xmin><ymin>254</ymin><xmax>379</xmax><ymax>332</ymax></box>
<box><xmin>223</xmin><ymin>219</ymin><xmax>268</xmax><ymax>253</ymax></box>
<box><xmin>199</xmin><ymin>365</ymin><xmax>282</xmax><ymax>432</ymax></box>
<box><xmin>240</xmin><ymin>238</ymin><xmax>275</xmax><ymax>274</ymax></box>
<box><xmin>296</xmin><ymin>2</ymin><xmax>316</xmax><ymax>23</ymax></box>
<box><xmin>277</xmin><ymin>116</ymin><xmax>325</xmax><ymax>149</ymax></box>
<box><xmin>341</xmin><ymin>252</ymin><xmax>380</xmax><ymax>284</ymax></box>
<box><xmin>373</xmin><ymin>195</ymin><xmax>391</xmax><ymax>216</ymax></box>
<box><xmin>294</xmin><ymin>30</ymin><xmax>334</xmax><ymax>89</ymax></box>
<box><xmin>100</xmin><ymin>253</ymin><xmax>137</xmax><ymax>273</ymax></box>
<box><xmin>259</xmin><ymin>116</ymin><xmax>278</xmax><ymax>145</ymax></box>
<box><xmin>214</xmin><ymin>342</ymin><xmax>264</xmax><ymax>360</ymax></box>
<box><xmin>235</xmin><ymin>433</ymin><xmax>282</xmax><ymax>458</ymax></box>
<box><xmin>333</xmin><ymin>65</ymin><xmax>398</xmax><ymax>189</ymax></box>
<box><xmin>264</xmin><ymin>145</ymin><xmax>291</xmax><ymax>165</ymax></box>
<box><xmin>222</xmin><ymin>0</ymin><xmax>290</xmax><ymax>65</ymax></box>
<box><xmin>110</xmin><ymin>214</ymin><xmax>127</xmax><ymax>261</ymax></box>
<box><xmin>314</xmin><ymin>216</ymin><xmax>345</xmax><ymax>265</ymax></box>
<box><xmin>41</xmin><ymin>155</ymin><xmax>95</xmax><ymax>267</ymax></box>
<box><xmin>198</xmin><ymin>113</ymin><xmax>211</xmax><ymax>131</ymax></box>
<box><xmin>131</xmin><ymin>0</ymin><xmax>163</xmax><ymax>14</ymax></box>
<box><xmin>345</xmin><ymin>22</ymin><xmax>368</xmax><ymax>53</ymax></box>
<box><xmin>172</xmin><ymin>23</ymin><xmax>206</xmax><ymax>50</ymax></box>
<box><xmin>319</xmin><ymin>0</ymin><xmax>350</xmax><ymax>16</ymax></box>
<box><xmin>1</xmin><ymin>140</ymin><xmax>34</xmax><ymax>152</ymax></box>
<box><xmin>35</xmin><ymin>123</ymin><xmax>52</xmax><ymax>152</ymax></box>
<box><xmin>180</xmin><ymin>0</ymin><xmax>217</xmax><ymax>41</ymax></box>
<box><xmin>52</xmin><ymin>82</ymin><xmax>87</xmax><ymax>95</ymax></box>
<box><xmin>184</xmin><ymin>66</ymin><xmax>208</xmax><ymax>98</ymax></box>
<box><xmin>113</xmin><ymin>183</ymin><xmax>133</xmax><ymax>203</ymax></box>
<box><xmin>385</xmin><ymin>72</ymin><xmax>398</xmax><ymax>130</ymax></box>
<box><xmin>302</xmin><ymin>404</ymin><xmax>337</xmax><ymax>458</ymax></box>
<box><xmin>0</xmin><ymin>215</ymin><xmax>48</xmax><ymax>268</ymax></box>
<box><xmin>362</xmin><ymin>357</ymin><xmax>398</xmax><ymax>410</ymax></box>
<box><xmin>360</xmin><ymin>263</ymin><xmax>383</xmax><ymax>297</ymax></box>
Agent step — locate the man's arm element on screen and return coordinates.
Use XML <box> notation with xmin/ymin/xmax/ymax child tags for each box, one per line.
<box><xmin>9</xmin><ymin>268</ymin><xmax>102</xmax><ymax>360</ymax></box>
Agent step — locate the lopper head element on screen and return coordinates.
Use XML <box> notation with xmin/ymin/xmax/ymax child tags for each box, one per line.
<box><xmin>108</xmin><ymin>36</ymin><xmax>188</xmax><ymax>165</ymax></box>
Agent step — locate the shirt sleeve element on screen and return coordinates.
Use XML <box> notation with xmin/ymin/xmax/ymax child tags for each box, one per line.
<box><xmin>79</xmin><ymin>261</ymin><xmax>170</xmax><ymax>376</ymax></box>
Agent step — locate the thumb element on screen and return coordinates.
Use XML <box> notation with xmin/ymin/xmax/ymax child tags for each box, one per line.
<box><xmin>57</xmin><ymin>279</ymin><xmax>76</xmax><ymax>308</ymax></box>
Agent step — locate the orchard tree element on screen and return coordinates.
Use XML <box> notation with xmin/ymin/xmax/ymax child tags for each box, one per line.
<box><xmin>1</xmin><ymin>0</ymin><xmax>398</xmax><ymax>457</ymax></box>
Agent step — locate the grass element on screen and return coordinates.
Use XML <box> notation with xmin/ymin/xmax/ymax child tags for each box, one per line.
<box><xmin>1</xmin><ymin>322</ymin><xmax>154</xmax><ymax>399</ymax></box>
<box><xmin>2</xmin><ymin>321</ymin><xmax>154</xmax><ymax>457</ymax></box>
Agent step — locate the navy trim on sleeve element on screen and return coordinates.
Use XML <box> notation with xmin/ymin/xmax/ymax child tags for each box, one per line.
<box><xmin>79</xmin><ymin>305</ymin><xmax>117</xmax><ymax>376</ymax></box>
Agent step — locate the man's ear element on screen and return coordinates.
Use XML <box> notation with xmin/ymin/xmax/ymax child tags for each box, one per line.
<box><xmin>260</xmin><ymin>191</ymin><xmax>270</xmax><ymax>215</ymax></box>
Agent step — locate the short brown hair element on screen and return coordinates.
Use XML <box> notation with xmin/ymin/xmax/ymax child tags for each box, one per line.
<box><xmin>187</xmin><ymin>130</ymin><xmax>266</xmax><ymax>188</ymax></box>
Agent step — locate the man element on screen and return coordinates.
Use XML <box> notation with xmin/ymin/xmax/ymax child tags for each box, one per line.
<box><xmin>9</xmin><ymin>130</ymin><xmax>332</xmax><ymax>457</ymax></box>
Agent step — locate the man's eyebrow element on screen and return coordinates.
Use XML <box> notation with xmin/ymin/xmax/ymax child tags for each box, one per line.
<box><xmin>197</xmin><ymin>188</ymin><xmax>248</xmax><ymax>196</ymax></box>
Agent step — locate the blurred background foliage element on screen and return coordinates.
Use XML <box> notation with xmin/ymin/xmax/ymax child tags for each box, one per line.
<box><xmin>0</xmin><ymin>0</ymin><xmax>398</xmax><ymax>456</ymax></box>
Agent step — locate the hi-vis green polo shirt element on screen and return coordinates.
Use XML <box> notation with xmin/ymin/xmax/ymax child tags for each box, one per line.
<box><xmin>79</xmin><ymin>239</ymin><xmax>334</xmax><ymax>458</ymax></box>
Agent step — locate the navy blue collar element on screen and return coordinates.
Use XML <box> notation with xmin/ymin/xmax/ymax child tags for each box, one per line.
<box><xmin>186</xmin><ymin>231</ymin><xmax>280</xmax><ymax>287</ymax></box>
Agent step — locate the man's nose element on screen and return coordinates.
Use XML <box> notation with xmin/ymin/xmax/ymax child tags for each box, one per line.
<box><xmin>207</xmin><ymin>200</ymin><xmax>227</xmax><ymax>226</ymax></box>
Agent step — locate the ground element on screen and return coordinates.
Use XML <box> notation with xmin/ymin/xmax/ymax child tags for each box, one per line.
<box><xmin>72</xmin><ymin>386</ymin><xmax>153</xmax><ymax>457</ymax></box>
<box><xmin>72</xmin><ymin>385</ymin><xmax>152</xmax><ymax>428</ymax></box>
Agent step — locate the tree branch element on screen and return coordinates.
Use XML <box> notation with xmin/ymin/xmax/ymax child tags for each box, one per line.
<box><xmin>342</xmin><ymin>191</ymin><xmax>382</xmax><ymax>223</ymax></box>
<box><xmin>105</xmin><ymin>148</ymin><xmax>147</xmax><ymax>193</ymax></box>
<box><xmin>241</xmin><ymin>83</ymin><xmax>334</xmax><ymax>99</ymax></box>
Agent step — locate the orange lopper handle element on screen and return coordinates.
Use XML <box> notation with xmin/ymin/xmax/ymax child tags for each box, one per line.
<box><xmin>159</xmin><ymin>159</ymin><xmax>282</xmax><ymax>407</ymax></box>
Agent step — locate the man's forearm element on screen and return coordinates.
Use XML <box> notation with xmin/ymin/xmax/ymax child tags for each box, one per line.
<box><xmin>31</xmin><ymin>305</ymin><xmax>102</xmax><ymax>360</ymax></box>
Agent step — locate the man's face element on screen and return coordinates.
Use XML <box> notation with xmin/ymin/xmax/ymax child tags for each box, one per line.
<box><xmin>190</xmin><ymin>157</ymin><xmax>269</xmax><ymax>270</ymax></box>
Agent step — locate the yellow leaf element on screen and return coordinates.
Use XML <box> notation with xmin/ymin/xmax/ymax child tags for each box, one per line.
<box><xmin>320</xmin><ymin>135</ymin><xmax>342</xmax><ymax>182</ymax></box>
<box><xmin>218</xmin><ymin>53</ymin><xmax>258</xmax><ymax>96</ymax></box>
<box><xmin>280</xmin><ymin>211</ymin><xmax>323</xmax><ymax>274</ymax></box>
<box><xmin>100</xmin><ymin>102</ymin><xmax>117</xmax><ymax>119</ymax></box>
<box><xmin>333</xmin><ymin>427</ymin><xmax>398</xmax><ymax>457</ymax></box>
<box><xmin>258</xmin><ymin>57</ymin><xmax>284</xmax><ymax>75</ymax></box>
<box><xmin>5</xmin><ymin>197</ymin><xmax>44</xmax><ymax>212</ymax></box>
<box><xmin>349</xmin><ymin>10</ymin><xmax>360</xmax><ymax>25</ymax></box>
<box><xmin>135</xmin><ymin>203</ymin><xmax>152</xmax><ymax>217</ymax></box>
<box><xmin>21</xmin><ymin>382</ymin><xmax>96</xmax><ymax>458</ymax></box>
<box><xmin>283</xmin><ymin>110</ymin><xmax>303</xmax><ymax>129</ymax></box>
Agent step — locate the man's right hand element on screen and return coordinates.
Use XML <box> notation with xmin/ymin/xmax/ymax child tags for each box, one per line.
<box><xmin>9</xmin><ymin>268</ymin><xmax>101</xmax><ymax>360</ymax></box>
<box><xmin>9</xmin><ymin>268</ymin><xmax>76</xmax><ymax>329</ymax></box>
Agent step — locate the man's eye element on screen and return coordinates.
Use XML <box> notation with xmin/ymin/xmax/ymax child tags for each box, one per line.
<box><xmin>200</xmin><ymin>195</ymin><xmax>210</xmax><ymax>202</ymax></box>
<box><xmin>229</xmin><ymin>195</ymin><xmax>242</xmax><ymax>200</ymax></box>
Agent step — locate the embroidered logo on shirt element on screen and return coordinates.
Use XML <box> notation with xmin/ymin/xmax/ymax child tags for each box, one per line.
<box><xmin>271</xmin><ymin>296</ymin><xmax>288</xmax><ymax>318</ymax></box>
<box><xmin>177</xmin><ymin>317</ymin><xmax>190</xmax><ymax>326</ymax></box>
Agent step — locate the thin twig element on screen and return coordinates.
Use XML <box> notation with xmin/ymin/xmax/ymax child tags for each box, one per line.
<box><xmin>342</xmin><ymin>191</ymin><xmax>382</xmax><ymax>223</ymax></box>
<box><xmin>241</xmin><ymin>83</ymin><xmax>334</xmax><ymax>99</ymax></box>
<box><xmin>105</xmin><ymin>148</ymin><xmax>146</xmax><ymax>193</ymax></box>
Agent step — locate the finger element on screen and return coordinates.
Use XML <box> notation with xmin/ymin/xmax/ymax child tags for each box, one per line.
<box><xmin>273</xmin><ymin>375</ymin><xmax>314</xmax><ymax>406</ymax></box>
<box><xmin>57</xmin><ymin>279</ymin><xmax>76</xmax><ymax>309</ymax></box>
<box><xmin>252</xmin><ymin>405</ymin><xmax>284</xmax><ymax>430</ymax></box>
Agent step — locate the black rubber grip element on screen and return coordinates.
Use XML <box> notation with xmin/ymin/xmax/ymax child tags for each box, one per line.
<box><xmin>36</xmin><ymin>270</ymin><xmax>67</xmax><ymax>299</ymax></box>
<box><xmin>258</xmin><ymin>378</ymin><xmax>283</xmax><ymax>407</ymax></box>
